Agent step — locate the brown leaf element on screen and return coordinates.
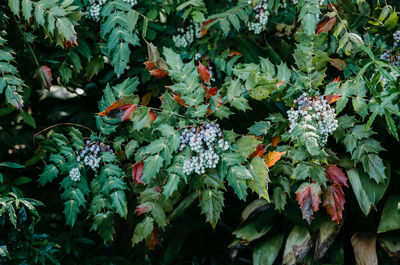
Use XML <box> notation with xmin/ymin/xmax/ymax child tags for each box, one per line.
<box><xmin>146</xmin><ymin>228</ymin><xmax>159</xmax><ymax>250</ymax></box>
<box><xmin>329</xmin><ymin>58</ymin><xmax>347</xmax><ymax>71</ymax></box>
<box><xmin>266</xmin><ymin>151</ymin><xmax>286</xmax><ymax>168</ymax></box>
<box><xmin>314</xmin><ymin>221</ymin><xmax>342</xmax><ymax>262</ymax></box>
<box><xmin>351</xmin><ymin>233</ymin><xmax>378</xmax><ymax>265</ymax></box>
<box><xmin>316</xmin><ymin>16</ymin><xmax>337</xmax><ymax>35</ymax></box>
<box><xmin>249</xmin><ymin>144</ymin><xmax>267</xmax><ymax>159</ymax></box>
<box><xmin>132</xmin><ymin>161</ymin><xmax>144</xmax><ymax>186</ymax></box>
<box><xmin>197</xmin><ymin>62</ymin><xmax>211</xmax><ymax>84</ymax></box>
<box><xmin>325</xmin><ymin>164</ymin><xmax>348</xmax><ymax>187</ymax></box>
<box><xmin>271</xmin><ymin>136</ymin><xmax>280</xmax><ymax>147</ymax></box>
<box><xmin>296</xmin><ymin>183</ymin><xmax>322</xmax><ymax>224</ymax></box>
<box><xmin>323</xmin><ymin>184</ymin><xmax>345</xmax><ymax>224</ymax></box>
<box><xmin>173</xmin><ymin>94</ymin><xmax>189</xmax><ymax>107</ymax></box>
<box><xmin>39</xmin><ymin>65</ymin><xmax>52</xmax><ymax>90</ymax></box>
<box><xmin>141</xmin><ymin>92</ymin><xmax>152</xmax><ymax>106</ymax></box>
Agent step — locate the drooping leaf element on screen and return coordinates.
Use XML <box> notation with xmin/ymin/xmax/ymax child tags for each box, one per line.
<box><xmin>295</xmin><ymin>183</ymin><xmax>322</xmax><ymax>224</ymax></box>
<box><xmin>325</xmin><ymin>164</ymin><xmax>348</xmax><ymax>187</ymax></box>
<box><xmin>132</xmin><ymin>161</ymin><xmax>144</xmax><ymax>186</ymax></box>
<box><xmin>283</xmin><ymin>226</ymin><xmax>312</xmax><ymax>265</ymax></box>
<box><xmin>323</xmin><ymin>184</ymin><xmax>346</xmax><ymax>224</ymax></box>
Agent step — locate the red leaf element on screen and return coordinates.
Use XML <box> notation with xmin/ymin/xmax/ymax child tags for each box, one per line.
<box><xmin>150</xmin><ymin>69</ymin><xmax>168</xmax><ymax>79</ymax></box>
<box><xmin>96</xmin><ymin>99</ymin><xmax>137</xmax><ymax>121</ymax></box>
<box><xmin>296</xmin><ymin>183</ymin><xmax>322</xmax><ymax>224</ymax></box>
<box><xmin>323</xmin><ymin>184</ymin><xmax>345</xmax><ymax>223</ymax></box>
<box><xmin>207</xmin><ymin>87</ymin><xmax>218</xmax><ymax>96</ymax></box>
<box><xmin>152</xmin><ymin>187</ymin><xmax>161</xmax><ymax>193</ymax></box>
<box><xmin>149</xmin><ymin>109</ymin><xmax>157</xmax><ymax>121</ymax></box>
<box><xmin>249</xmin><ymin>144</ymin><xmax>267</xmax><ymax>159</ymax></box>
<box><xmin>135</xmin><ymin>204</ymin><xmax>150</xmax><ymax>215</ymax></box>
<box><xmin>144</xmin><ymin>61</ymin><xmax>157</xmax><ymax>70</ymax></box>
<box><xmin>120</xmin><ymin>104</ymin><xmax>137</xmax><ymax>121</ymax></box>
<box><xmin>325</xmin><ymin>164</ymin><xmax>348</xmax><ymax>187</ymax></box>
<box><xmin>63</xmin><ymin>34</ymin><xmax>78</xmax><ymax>47</ymax></box>
<box><xmin>316</xmin><ymin>16</ymin><xmax>337</xmax><ymax>35</ymax></box>
<box><xmin>132</xmin><ymin>161</ymin><xmax>144</xmax><ymax>186</ymax></box>
<box><xmin>146</xmin><ymin>228</ymin><xmax>159</xmax><ymax>250</ymax></box>
<box><xmin>197</xmin><ymin>62</ymin><xmax>211</xmax><ymax>83</ymax></box>
<box><xmin>39</xmin><ymin>65</ymin><xmax>52</xmax><ymax>90</ymax></box>
<box><xmin>201</xmin><ymin>19</ymin><xmax>214</xmax><ymax>37</ymax></box>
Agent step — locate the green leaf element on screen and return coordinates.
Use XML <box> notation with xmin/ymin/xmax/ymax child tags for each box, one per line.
<box><xmin>64</xmin><ymin>199</ymin><xmax>80</xmax><ymax>226</ymax></box>
<box><xmin>125</xmin><ymin>140</ymin><xmax>138</xmax><ymax>159</ymax></box>
<box><xmin>142</xmin><ymin>154</ymin><xmax>164</xmax><ymax>183</ymax></box>
<box><xmin>227</xmin><ymin>166</ymin><xmax>250</xmax><ymax>200</ymax></box>
<box><xmin>0</xmin><ymin>162</ymin><xmax>25</xmax><ymax>168</ymax></box>
<box><xmin>110</xmin><ymin>190</ymin><xmax>128</xmax><ymax>218</ymax></box>
<box><xmin>200</xmin><ymin>189</ymin><xmax>224</xmax><ymax>229</ymax></box>
<box><xmin>132</xmin><ymin>217</ymin><xmax>154</xmax><ymax>246</ymax></box>
<box><xmin>236</xmin><ymin>136</ymin><xmax>260</xmax><ymax>158</ymax></box>
<box><xmin>292</xmin><ymin>162</ymin><xmax>326</xmax><ymax>185</ymax></box>
<box><xmin>163</xmin><ymin>174</ymin><xmax>181</xmax><ymax>198</ymax></box>
<box><xmin>22</xmin><ymin>0</ymin><xmax>32</xmax><ymax>21</ymax></box>
<box><xmin>347</xmin><ymin>168</ymin><xmax>372</xmax><ymax>216</ymax></box>
<box><xmin>253</xmin><ymin>233</ymin><xmax>284</xmax><ymax>265</ymax></box>
<box><xmin>91</xmin><ymin>211</ymin><xmax>115</xmax><ymax>242</ymax></box>
<box><xmin>248</xmin><ymin>120</ymin><xmax>271</xmax><ymax>136</ymax></box>
<box><xmin>151</xmin><ymin>203</ymin><xmax>167</xmax><ymax>227</ymax></box>
<box><xmin>38</xmin><ymin>164</ymin><xmax>59</xmax><ymax>185</ymax></box>
<box><xmin>248</xmin><ymin>157</ymin><xmax>270</xmax><ymax>201</ymax></box>
<box><xmin>377</xmin><ymin>195</ymin><xmax>400</xmax><ymax>233</ymax></box>
<box><xmin>361</xmin><ymin>154</ymin><xmax>386</xmax><ymax>183</ymax></box>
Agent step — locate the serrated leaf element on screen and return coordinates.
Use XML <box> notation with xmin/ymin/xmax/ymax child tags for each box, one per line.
<box><xmin>38</xmin><ymin>164</ymin><xmax>59</xmax><ymax>185</ymax></box>
<box><xmin>142</xmin><ymin>154</ymin><xmax>164</xmax><ymax>183</ymax></box>
<box><xmin>64</xmin><ymin>199</ymin><xmax>80</xmax><ymax>226</ymax></box>
<box><xmin>132</xmin><ymin>217</ymin><xmax>154</xmax><ymax>246</ymax></box>
<box><xmin>200</xmin><ymin>189</ymin><xmax>224</xmax><ymax>229</ymax></box>
<box><xmin>110</xmin><ymin>190</ymin><xmax>128</xmax><ymax>218</ymax></box>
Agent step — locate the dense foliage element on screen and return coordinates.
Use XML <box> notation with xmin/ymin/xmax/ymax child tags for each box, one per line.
<box><xmin>1</xmin><ymin>0</ymin><xmax>400</xmax><ymax>264</ymax></box>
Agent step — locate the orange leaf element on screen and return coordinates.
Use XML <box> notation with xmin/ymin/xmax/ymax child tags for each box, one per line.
<box><xmin>271</xmin><ymin>136</ymin><xmax>280</xmax><ymax>147</ymax></box>
<box><xmin>149</xmin><ymin>109</ymin><xmax>157</xmax><ymax>121</ymax></box>
<box><xmin>201</xmin><ymin>19</ymin><xmax>214</xmax><ymax>37</ymax></box>
<box><xmin>96</xmin><ymin>99</ymin><xmax>137</xmax><ymax>121</ymax></box>
<box><xmin>197</xmin><ymin>62</ymin><xmax>211</xmax><ymax>83</ymax></box>
<box><xmin>296</xmin><ymin>183</ymin><xmax>322</xmax><ymax>224</ymax></box>
<box><xmin>325</xmin><ymin>94</ymin><xmax>340</xmax><ymax>104</ymax></box>
<box><xmin>266</xmin><ymin>151</ymin><xmax>286</xmax><ymax>168</ymax></box>
<box><xmin>228</xmin><ymin>50</ymin><xmax>242</xmax><ymax>57</ymax></box>
<box><xmin>316</xmin><ymin>16</ymin><xmax>337</xmax><ymax>35</ymax></box>
<box><xmin>173</xmin><ymin>94</ymin><xmax>189</xmax><ymax>107</ymax></box>
<box><xmin>144</xmin><ymin>61</ymin><xmax>157</xmax><ymax>70</ymax></box>
<box><xmin>150</xmin><ymin>69</ymin><xmax>168</xmax><ymax>79</ymax></box>
<box><xmin>323</xmin><ymin>184</ymin><xmax>345</xmax><ymax>224</ymax></box>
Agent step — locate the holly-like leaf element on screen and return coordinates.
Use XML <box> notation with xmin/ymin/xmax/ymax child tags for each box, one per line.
<box><xmin>266</xmin><ymin>151</ymin><xmax>286</xmax><ymax>168</ymax></box>
<box><xmin>38</xmin><ymin>164</ymin><xmax>59</xmax><ymax>185</ymax></box>
<box><xmin>296</xmin><ymin>183</ymin><xmax>322</xmax><ymax>224</ymax></box>
<box><xmin>237</xmin><ymin>136</ymin><xmax>261</xmax><ymax>158</ymax></box>
<box><xmin>64</xmin><ymin>199</ymin><xmax>80</xmax><ymax>226</ymax></box>
<box><xmin>200</xmin><ymin>189</ymin><xmax>224</xmax><ymax>228</ymax></box>
<box><xmin>323</xmin><ymin>184</ymin><xmax>345</xmax><ymax>224</ymax></box>
<box><xmin>197</xmin><ymin>61</ymin><xmax>210</xmax><ymax>83</ymax></box>
<box><xmin>91</xmin><ymin>211</ymin><xmax>115</xmax><ymax>242</ymax></box>
<box><xmin>110</xmin><ymin>190</ymin><xmax>128</xmax><ymax>219</ymax></box>
<box><xmin>132</xmin><ymin>217</ymin><xmax>154</xmax><ymax>247</ymax></box>
<box><xmin>325</xmin><ymin>164</ymin><xmax>348</xmax><ymax>187</ymax></box>
<box><xmin>142</xmin><ymin>155</ymin><xmax>164</xmax><ymax>183</ymax></box>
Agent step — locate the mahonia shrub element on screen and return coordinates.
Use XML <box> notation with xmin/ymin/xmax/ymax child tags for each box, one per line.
<box><xmin>1</xmin><ymin>0</ymin><xmax>400</xmax><ymax>264</ymax></box>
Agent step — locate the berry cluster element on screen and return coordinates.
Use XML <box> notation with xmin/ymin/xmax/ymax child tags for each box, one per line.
<box><xmin>87</xmin><ymin>0</ymin><xmax>137</xmax><ymax>21</ymax></box>
<box><xmin>380</xmin><ymin>30</ymin><xmax>400</xmax><ymax>66</ymax></box>
<box><xmin>69</xmin><ymin>168</ymin><xmax>81</xmax><ymax>182</ymax></box>
<box><xmin>77</xmin><ymin>140</ymin><xmax>114</xmax><ymax>171</ymax></box>
<box><xmin>173</xmin><ymin>22</ymin><xmax>202</xmax><ymax>48</ymax></box>
<box><xmin>180</xmin><ymin>122</ymin><xmax>229</xmax><ymax>175</ymax></box>
<box><xmin>287</xmin><ymin>94</ymin><xmax>338</xmax><ymax>146</ymax></box>
<box><xmin>247</xmin><ymin>0</ymin><xmax>269</xmax><ymax>34</ymax></box>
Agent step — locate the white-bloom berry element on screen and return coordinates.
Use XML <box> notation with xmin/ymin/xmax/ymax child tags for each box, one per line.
<box><xmin>69</xmin><ymin>168</ymin><xmax>81</xmax><ymax>182</ymax></box>
<box><xmin>173</xmin><ymin>22</ymin><xmax>202</xmax><ymax>48</ymax></box>
<box><xmin>247</xmin><ymin>0</ymin><xmax>269</xmax><ymax>34</ymax></box>
<box><xmin>87</xmin><ymin>0</ymin><xmax>137</xmax><ymax>21</ymax></box>
<box><xmin>180</xmin><ymin>122</ymin><xmax>228</xmax><ymax>175</ymax></box>
<box><xmin>287</xmin><ymin>94</ymin><xmax>338</xmax><ymax>146</ymax></box>
<box><xmin>76</xmin><ymin>141</ymin><xmax>114</xmax><ymax>172</ymax></box>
